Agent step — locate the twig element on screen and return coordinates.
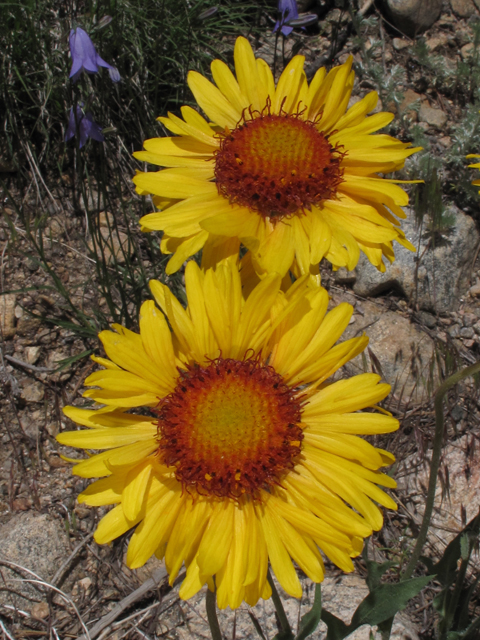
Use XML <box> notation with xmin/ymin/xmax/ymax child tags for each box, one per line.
<box><xmin>0</xmin><ymin>559</ymin><xmax>91</xmax><ymax>640</ymax></box>
<box><xmin>4</xmin><ymin>354</ymin><xmax>55</xmax><ymax>374</ymax></box>
<box><xmin>76</xmin><ymin>566</ymin><xmax>171</xmax><ymax>640</ymax></box>
<box><xmin>0</xmin><ymin>619</ymin><xmax>16</xmax><ymax>640</ymax></box>
<box><xmin>52</xmin><ymin>532</ymin><xmax>94</xmax><ymax>587</ymax></box>
<box><xmin>358</xmin><ymin>0</ymin><xmax>374</xmax><ymax>16</ymax></box>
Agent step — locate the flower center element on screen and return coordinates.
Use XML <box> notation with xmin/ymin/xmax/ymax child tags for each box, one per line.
<box><xmin>214</xmin><ymin>108</ymin><xmax>345</xmax><ymax>220</ymax></box>
<box><xmin>155</xmin><ymin>357</ymin><xmax>303</xmax><ymax>498</ymax></box>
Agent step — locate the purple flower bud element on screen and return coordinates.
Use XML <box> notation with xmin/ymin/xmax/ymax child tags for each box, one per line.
<box><xmin>97</xmin><ymin>15</ymin><xmax>113</xmax><ymax>29</ymax></box>
<box><xmin>287</xmin><ymin>13</ymin><xmax>318</xmax><ymax>27</ymax></box>
<box><xmin>69</xmin><ymin>26</ymin><xmax>120</xmax><ymax>83</ymax></box>
<box><xmin>65</xmin><ymin>105</ymin><xmax>105</xmax><ymax>148</ymax></box>
<box><xmin>273</xmin><ymin>0</ymin><xmax>299</xmax><ymax>36</ymax></box>
<box><xmin>197</xmin><ymin>6</ymin><xmax>218</xmax><ymax>20</ymax></box>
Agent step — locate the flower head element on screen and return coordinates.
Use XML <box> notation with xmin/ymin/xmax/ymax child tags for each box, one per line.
<box><xmin>133</xmin><ymin>37</ymin><xmax>419</xmax><ymax>277</ymax></box>
<box><xmin>65</xmin><ymin>104</ymin><xmax>104</xmax><ymax>148</ymax></box>
<box><xmin>69</xmin><ymin>26</ymin><xmax>120</xmax><ymax>83</ymax></box>
<box><xmin>58</xmin><ymin>259</ymin><xmax>398</xmax><ymax>609</ymax></box>
<box><xmin>273</xmin><ymin>0</ymin><xmax>299</xmax><ymax>36</ymax></box>
<box><xmin>467</xmin><ymin>154</ymin><xmax>480</xmax><ymax>192</ymax></box>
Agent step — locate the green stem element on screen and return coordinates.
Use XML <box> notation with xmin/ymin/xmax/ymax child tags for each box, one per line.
<box><xmin>267</xmin><ymin>568</ymin><xmax>293</xmax><ymax>638</ymax></box>
<box><xmin>206</xmin><ymin>586</ymin><xmax>222</xmax><ymax>640</ymax></box>
<box><xmin>402</xmin><ymin>360</ymin><xmax>480</xmax><ymax>579</ymax></box>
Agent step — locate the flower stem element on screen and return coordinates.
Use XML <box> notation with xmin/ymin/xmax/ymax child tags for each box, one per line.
<box><xmin>206</xmin><ymin>586</ymin><xmax>223</xmax><ymax>640</ymax></box>
<box><xmin>402</xmin><ymin>360</ymin><xmax>480</xmax><ymax>579</ymax></box>
<box><xmin>267</xmin><ymin>568</ymin><xmax>293</xmax><ymax>638</ymax></box>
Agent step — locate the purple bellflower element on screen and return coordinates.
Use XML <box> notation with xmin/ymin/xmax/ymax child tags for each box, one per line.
<box><xmin>65</xmin><ymin>104</ymin><xmax>105</xmax><ymax>148</ymax></box>
<box><xmin>273</xmin><ymin>0</ymin><xmax>299</xmax><ymax>36</ymax></box>
<box><xmin>69</xmin><ymin>26</ymin><xmax>120</xmax><ymax>83</ymax></box>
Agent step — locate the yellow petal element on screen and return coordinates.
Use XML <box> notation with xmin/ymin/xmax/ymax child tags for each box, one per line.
<box><xmin>188</xmin><ymin>71</ymin><xmax>241</xmax><ymax>128</ymax></box>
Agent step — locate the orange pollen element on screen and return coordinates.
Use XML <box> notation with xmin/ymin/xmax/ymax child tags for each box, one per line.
<box><xmin>155</xmin><ymin>357</ymin><xmax>304</xmax><ymax>499</ymax></box>
<box><xmin>214</xmin><ymin>108</ymin><xmax>345</xmax><ymax>220</ymax></box>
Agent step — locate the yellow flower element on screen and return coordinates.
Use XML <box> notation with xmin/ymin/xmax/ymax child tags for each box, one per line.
<box><xmin>467</xmin><ymin>154</ymin><xmax>480</xmax><ymax>191</ymax></box>
<box><xmin>57</xmin><ymin>260</ymin><xmax>398</xmax><ymax>609</ymax></box>
<box><xmin>133</xmin><ymin>36</ymin><xmax>419</xmax><ymax>277</ymax></box>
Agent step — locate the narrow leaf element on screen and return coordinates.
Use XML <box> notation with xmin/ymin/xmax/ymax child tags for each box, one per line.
<box><xmin>365</xmin><ymin>559</ymin><xmax>396</xmax><ymax>593</ymax></box>
<box><xmin>248</xmin><ymin>611</ymin><xmax>268</xmax><ymax>640</ymax></box>
<box><xmin>321</xmin><ymin>609</ymin><xmax>349</xmax><ymax>640</ymax></box>
<box><xmin>429</xmin><ymin>511</ymin><xmax>480</xmax><ymax>585</ymax></box>
<box><xmin>348</xmin><ymin>576</ymin><xmax>433</xmax><ymax>630</ymax></box>
<box><xmin>296</xmin><ymin>583</ymin><xmax>322</xmax><ymax>640</ymax></box>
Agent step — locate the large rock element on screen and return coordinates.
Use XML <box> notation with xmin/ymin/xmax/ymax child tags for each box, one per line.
<box><xmin>450</xmin><ymin>0</ymin><xmax>478</xmax><ymax>18</ymax></box>
<box><xmin>171</xmin><ymin>574</ymin><xmax>418</xmax><ymax>640</ymax></box>
<box><xmin>380</xmin><ymin>0</ymin><xmax>443</xmax><ymax>37</ymax></box>
<box><xmin>341</xmin><ymin>298</ymin><xmax>437</xmax><ymax>404</ymax></box>
<box><xmin>0</xmin><ymin>512</ymin><xmax>70</xmax><ymax>608</ymax></box>
<box><xmin>353</xmin><ymin>206</ymin><xmax>479</xmax><ymax>314</ymax></box>
<box><xmin>397</xmin><ymin>432</ymin><xmax>480</xmax><ymax>553</ymax></box>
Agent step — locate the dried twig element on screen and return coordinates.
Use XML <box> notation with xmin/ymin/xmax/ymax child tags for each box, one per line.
<box><xmin>5</xmin><ymin>354</ymin><xmax>55</xmax><ymax>374</ymax></box>
<box><xmin>0</xmin><ymin>559</ymin><xmax>91</xmax><ymax>640</ymax></box>
<box><xmin>0</xmin><ymin>619</ymin><xmax>16</xmax><ymax>640</ymax></box>
<box><xmin>76</xmin><ymin>566</ymin><xmax>173</xmax><ymax>640</ymax></box>
<box><xmin>358</xmin><ymin>0</ymin><xmax>374</xmax><ymax>16</ymax></box>
<box><xmin>52</xmin><ymin>532</ymin><xmax>94</xmax><ymax>587</ymax></box>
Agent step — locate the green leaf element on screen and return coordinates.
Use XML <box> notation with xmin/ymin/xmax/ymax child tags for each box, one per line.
<box><xmin>429</xmin><ymin>511</ymin><xmax>480</xmax><ymax>585</ymax></box>
<box><xmin>248</xmin><ymin>611</ymin><xmax>267</xmax><ymax>640</ymax></box>
<box><xmin>53</xmin><ymin>350</ymin><xmax>94</xmax><ymax>372</ymax></box>
<box><xmin>321</xmin><ymin>609</ymin><xmax>349</xmax><ymax>640</ymax></box>
<box><xmin>365</xmin><ymin>559</ymin><xmax>396</xmax><ymax>593</ymax></box>
<box><xmin>459</xmin><ymin>534</ymin><xmax>470</xmax><ymax>562</ymax></box>
<box><xmin>272</xmin><ymin>631</ymin><xmax>295</xmax><ymax>640</ymax></box>
<box><xmin>296</xmin><ymin>583</ymin><xmax>322</xmax><ymax>640</ymax></box>
<box><xmin>348</xmin><ymin>576</ymin><xmax>433</xmax><ymax>630</ymax></box>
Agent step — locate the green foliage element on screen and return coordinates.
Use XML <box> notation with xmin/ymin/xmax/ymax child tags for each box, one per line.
<box><xmin>350</xmin><ymin>11</ymin><xmax>405</xmax><ymax>112</ymax></box>
<box><xmin>0</xmin><ymin>0</ymin><xmax>270</xmax><ymax>334</ymax></box>
<box><xmin>296</xmin><ymin>584</ymin><xmax>322</xmax><ymax>640</ymax></box>
<box><xmin>423</xmin><ymin>511</ymin><xmax>480</xmax><ymax>640</ymax></box>
<box><xmin>0</xmin><ymin>0</ymin><xmax>268</xmax><ymax>170</ymax></box>
<box><xmin>320</xmin><ymin>573</ymin><xmax>432</xmax><ymax>640</ymax></box>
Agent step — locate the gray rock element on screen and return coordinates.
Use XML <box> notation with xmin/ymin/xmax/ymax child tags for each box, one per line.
<box><xmin>380</xmin><ymin>0</ymin><xmax>442</xmax><ymax>37</ymax></box>
<box><xmin>450</xmin><ymin>0</ymin><xmax>478</xmax><ymax>18</ymax></box>
<box><xmin>448</xmin><ymin>324</ymin><xmax>461</xmax><ymax>338</ymax></box>
<box><xmin>416</xmin><ymin>311</ymin><xmax>436</xmax><ymax>328</ymax></box>
<box><xmin>335</xmin><ymin>267</ymin><xmax>357</xmax><ymax>285</ymax></box>
<box><xmin>0</xmin><ymin>512</ymin><xmax>70</xmax><ymax>608</ymax></box>
<box><xmin>353</xmin><ymin>205</ymin><xmax>479</xmax><ymax>314</ymax></box>
<box><xmin>469</xmin><ymin>282</ymin><xmax>480</xmax><ymax>297</ymax></box>
<box><xmin>459</xmin><ymin>326</ymin><xmax>474</xmax><ymax>339</ymax></box>
<box><xmin>171</xmin><ymin>574</ymin><xmax>419</xmax><ymax>640</ymax></box>
<box><xmin>397</xmin><ymin>432</ymin><xmax>480</xmax><ymax>554</ymax></box>
<box><xmin>342</xmin><ymin>301</ymin><xmax>437</xmax><ymax>403</ymax></box>
<box><xmin>419</xmin><ymin>104</ymin><xmax>448</xmax><ymax>129</ymax></box>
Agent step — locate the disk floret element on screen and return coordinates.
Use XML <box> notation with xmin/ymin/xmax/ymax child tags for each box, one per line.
<box><xmin>214</xmin><ymin>106</ymin><xmax>345</xmax><ymax>220</ymax></box>
<box><xmin>155</xmin><ymin>357</ymin><xmax>304</xmax><ymax>499</ymax></box>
